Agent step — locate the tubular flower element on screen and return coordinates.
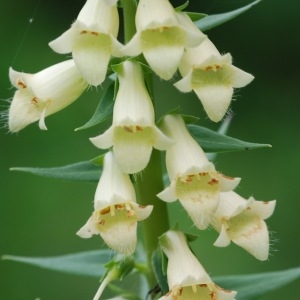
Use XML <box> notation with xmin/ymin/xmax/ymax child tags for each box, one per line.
<box><xmin>49</xmin><ymin>0</ymin><xmax>122</xmax><ymax>86</ymax></box>
<box><xmin>212</xmin><ymin>191</ymin><xmax>276</xmax><ymax>261</ymax></box>
<box><xmin>174</xmin><ymin>38</ymin><xmax>254</xmax><ymax>122</ymax></box>
<box><xmin>158</xmin><ymin>230</ymin><xmax>237</xmax><ymax>300</ymax></box>
<box><xmin>122</xmin><ymin>0</ymin><xmax>206</xmax><ymax>80</ymax></box>
<box><xmin>77</xmin><ymin>151</ymin><xmax>153</xmax><ymax>255</ymax></box>
<box><xmin>90</xmin><ymin>61</ymin><xmax>173</xmax><ymax>174</ymax></box>
<box><xmin>8</xmin><ymin>59</ymin><xmax>87</xmax><ymax>132</ymax></box>
<box><xmin>157</xmin><ymin>115</ymin><xmax>240</xmax><ymax>229</ymax></box>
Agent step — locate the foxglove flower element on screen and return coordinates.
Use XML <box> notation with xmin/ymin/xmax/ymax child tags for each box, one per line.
<box><xmin>49</xmin><ymin>0</ymin><xmax>122</xmax><ymax>86</ymax></box>
<box><xmin>8</xmin><ymin>59</ymin><xmax>87</xmax><ymax>132</ymax></box>
<box><xmin>77</xmin><ymin>151</ymin><xmax>153</xmax><ymax>255</ymax></box>
<box><xmin>212</xmin><ymin>191</ymin><xmax>276</xmax><ymax>260</ymax></box>
<box><xmin>175</xmin><ymin>38</ymin><xmax>254</xmax><ymax>122</ymax></box>
<box><xmin>159</xmin><ymin>230</ymin><xmax>237</xmax><ymax>300</ymax></box>
<box><xmin>122</xmin><ymin>0</ymin><xmax>206</xmax><ymax>80</ymax></box>
<box><xmin>90</xmin><ymin>61</ymin><xmax>173</xmax><ymax>174</ymax></box>
<box><xmin>157</xmin><ymin>115</ymin><xmax>240</xmax><ymax>229</ymax></box>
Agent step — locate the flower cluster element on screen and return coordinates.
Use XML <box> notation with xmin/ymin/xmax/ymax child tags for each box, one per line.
<box><xmin>7</xmin><ymin>0</ymin><xmax>275</xmax><ymax>299</ymax></box>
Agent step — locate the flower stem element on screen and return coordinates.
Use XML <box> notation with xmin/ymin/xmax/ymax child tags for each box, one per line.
<box><xmin>135</xmin><ymin>150</ymin><xmax>170</xmax><ymax>287</ymax></box>
<box><xmin>122</xmin><ymin>0</ymin><xmax>137</xmax><ymax>43</ymax></box>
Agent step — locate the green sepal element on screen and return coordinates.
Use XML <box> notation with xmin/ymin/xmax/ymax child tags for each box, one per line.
<box><xmin>175</xmin><ymin>1</ymin><xmax>189</xmax><ymax>12</ymax></box>
<box><xmin>151</xmin><ymin>248</ymin><xmax>169</xmax><ymax>294</ymax></box>
<box><xmin>195</xmin><ymin>0</ymin><xmax>261</xmax><ymax>32</ymax></box>
<box><xmin>185</xmin><ymin>12</ymin><xmax>207</xmax><ymax>22</ymax></box>
<box><xmin>1</xmin><ymin>250</ymin><xmax>111</xmax><ymax>278</ymax></box>
<box><xmin>214</xmin><ymin>267</ymin><xmax>300</xmax><ymax>300</ymax></box>
<box><xmin>181</xmin><ymin>114</ymin><xmax>200</xmax><ymax>125</ymax></box>
<box><xmin>187</xmin><ymin>124</ymin><xmax>271</xmax><ymax>153</ymax></box>
<box><xmin>103</xmin><ymin>255</ymin><xmax>135</xmax><ymax>281</ymax></box>
<box><xmin>75</xmin><ymin>82</ymin><xmax>114</xmax><ymax>131</ymax></box>
<box><xmin>10</xmin><ymin>160</ymin><xmax>102</xmax><ymax>182</ymax></box>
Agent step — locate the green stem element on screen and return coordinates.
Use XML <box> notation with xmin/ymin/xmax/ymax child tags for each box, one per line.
<box><xmin>136</xmin><ymin>150</ymin><xmax>170</xmax><ymax>287</ymax></box>
<box><xmin>122</xmin><ymin>0</ymin><xmax>137</xmax><ymax>43</ymax></box>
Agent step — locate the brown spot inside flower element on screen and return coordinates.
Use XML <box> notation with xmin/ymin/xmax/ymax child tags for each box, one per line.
<box><xmin>115</xmin><ymin>204</ymin><xmax>125</xmax><ymax>210</ymax></box>
<box><xmin>208</xmin><ymin>178</ymin><xmax>219</xmax><ymax>185</ymax></box>
<box><xmin>100</xmin><ymin>207</ymin><xmax>110</xmax><ymax>215</ymax></box>
<box><xmin>17</xmin><ymin>79</ymin><xmax>27</xmax><ymax>89</ymax></box>
<box><xmin>31</xmin><ymin>97</ymin><xmax>39</xmax><ymax>107</ymax></box>
<box><xmin>98</xmin><ymin>219</ymin><xmax>105</xmax><ymax>225</ymax></box>
<box><xmin>124</xmin><ymin>126</ymin><xmax>134</xmax><ymax>133</ymax></box>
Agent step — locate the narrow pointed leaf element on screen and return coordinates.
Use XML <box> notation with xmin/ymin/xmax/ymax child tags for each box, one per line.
<box><xmin>10</xmin><ymin>161</ymin><xmax>102</xmax><ymax>182</ymax></box>
<box><xmin>187</xmin><ymin>124</ymin><xmax>271</xmax><ymax>153</ymax></box>
<box><xmin>75</xmin><ymin>83</ymin><xmax>114</xmax><ymax>131</ymax></box>
<box><xmin>214</xmin><ymin>267</ymin><xmax>300</xmax><ymax>300</ymax></box>
<box><xmin>2</xmin><ymin>250</ymin><xmax>112</xmax><ymax>278</ymax></box>
<box><xmin>195</xmin><ymin>0</ymin><xmax>261</xmax><ymax>32</ymax></box>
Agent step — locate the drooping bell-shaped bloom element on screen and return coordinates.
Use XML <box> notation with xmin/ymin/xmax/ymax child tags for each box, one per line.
<box><xmin>77</xmin><ymin>151</ymin><xmax>153</xmax><ymax>255</ymax></box>
<box><xmin>90</xmin><ymin>61</ymin><xmax>173</xmax><ymax>174</ymax></box>
<box><xmin>158</xmin><ymin>230</ymin><xmax>237</xmax><ymax>300</ymax></box>
<box><xmin>8</xmin><ymin>59</ymin><xmax>87</xmax><ymax>132</ymax></box>
<box><xmin>122</xmin><ymin>0</ymin><xmax>206</xmax><ymax>80</ymax></box>
<box><xmin>157</xmin><ymin>114</ymin><xmax>240</xmax><ymax>229</ymax></box>
<box><xmin>49</xmin><ymin>0</ymin><xmax>123</xmax><ymax>86</ymax></box>
<box><xmin>212</xmin><ymin>191</ymin><xmax>276</xmax><ymax>261</ymax></box>
<box><xmin>175</xmin><ymin>38</ymin><xmax>254</xmax><ymax>122</ymax></box>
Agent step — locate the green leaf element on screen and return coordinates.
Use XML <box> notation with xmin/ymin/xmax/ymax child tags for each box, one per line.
<box><xmin>10</xmin><ymin>160</ymin><xmax>102</xmax><ymax>182</ymax></box>
<box><xmin>187</xmin><ymin>124</ymin><xmax>271</xmax><ymax>153</ymax></box>
<box><xmin>2</xmin><ymin>250</ymin><xmax>112</xmax><ymax>278</ymax></box>
<box><xmin>75</xmin><ymin>83</ymin><xmax>114</xmax><ymax>131</ymax></box>
<box><xmin>214</xmin><ymin>267</ymin><xmax>300</xmax><ymax>300</ymax></box>
<box><xmin>195</xmin><ymin>0</ymin><xmax>261</xmax><ymax>32</ymax></box>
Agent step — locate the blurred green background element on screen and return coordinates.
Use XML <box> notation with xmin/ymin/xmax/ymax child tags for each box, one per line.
<box><xmin>1</xmin><ymin>0</ymin><xmax>299</xmax><ymax>299</ymax></box>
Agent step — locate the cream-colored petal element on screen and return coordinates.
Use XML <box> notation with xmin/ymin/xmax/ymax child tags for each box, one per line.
<box><xmin>230</xmin><ymin>65</ymin><xmax>254</xmax><ymax>88</ymax></box>
<box><xmin>90</xmin><ymin>126</ymin><xmax>114</xmax><ymax>149</ymax></box>
<box><xmin>72</xmin><ymin>33</ymin><xmax>111</xmax><ymax>86</ymax></box>
<box><xmin>135</xmin><ymin>0</ymin><xmax>178</xmax><ymax>31</ymax></box>
<box><xmin>174</xmin><ymin>70</ymin><xmax>193</xmax><ymax>93</ymax></box>
<box><xmin>229</xmin><ymin>216</ymin><xmax>270</xmax><ymax>261</ymax></box>
<box><xmin>157</xmin><ymin>181</ymin><xmax>177</xmax><ymax>202</ymax></box>
<box><xmin>142</xmin><ymin>28</ymin><xmax>185</xmax><ymax>80</ymax></box>
<box><xmin>218</xmin><ymin>175</ymin><xmax>241</xmax><ymax>192</ymax></box>
<box><xmin>131</xmin><ymin>202</ymin><xmax>153</xmax><ymax>221</ymax></box>
<box><xmin>76</xmin><ymin>216</ymin><xmax>99</xmax><ymax>238</ymax></box>
<box><xmin>152</xmin><ymin>126</ymin><xmax>174</xmax><ymax>150</ymax></box>
<box><xmin>194</xmin><ymin>85</ymin><xmax>233</xmax><ymax>122</ymax></box>
<box><xmin>176</xmin><ymin>12</ymin><xmax>207</xmax><ymax>47</ymax></box>
<box><xmin>179</xmin><ymin>188</ymin><xmax>219</xmax><ymax>230</ymax></box>
<box><xmin>49</xmin><ymin>27</ymin><xmax>76</xmax><ymax>54</ymax></box>
<box><xmin>38</xmin><ymin>106</ymin><xmax>48</xmax><ymax>130</ymax></box>
<box><xmin>213</xmin><ymin>224</ymin><xmax>231</xmax><ymax>247</ymax></box>
<box><xmin>97</xmin><ymin>210</ymin><xmax>138</xmax><ymax>255</ymax></box>
<box><xmin>8</xmin><ymin>89</ymin><xmax>41</xmax><ymax>132</ymax></box>
<box><xmin>113</xmin><ymin>126</ymin><xmax>154</xmax><ymax>174</ymax></box>
<box><xmin>121</xmin><ymin>32</ymin><xmax>142</xmax><ymax>57</ymax></box>
<box><xmin>251</xmin><ymin>199</ymin><xmax>276</xmax><ymax>220</ymax></box>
